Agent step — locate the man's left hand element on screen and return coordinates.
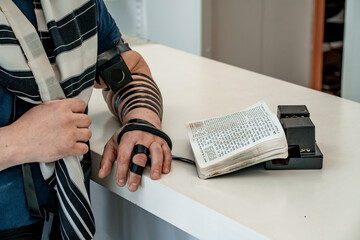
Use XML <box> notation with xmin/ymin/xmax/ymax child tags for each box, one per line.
<box><xmin>98</xmin><ymin>130</ymin><xmax>172</xmax><ymax>192</ymax></box>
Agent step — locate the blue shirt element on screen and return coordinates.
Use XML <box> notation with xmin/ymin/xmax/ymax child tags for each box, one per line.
<box><xmin>12</xmin><ymin>0</ymin><xmax>122</xmax><ymax>54</ymax></box>
<box><xmin>0</xmin><ymin>0</ymin><xmax>122</xmax><ymax>231</ymax></box>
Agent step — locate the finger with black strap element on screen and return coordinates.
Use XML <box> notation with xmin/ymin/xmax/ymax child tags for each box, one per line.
<box><xmin>117</xmin><ymin>124</ymin><xmax>172</xmax><ymax>191</ymax></box>
<box><xmin>127</xmin><ymin>143</ymin><xmax>149</xmax><ymax>192</ymax></box>
<box><xmin>130</xmin><ymin>144</ymin><xmax>150</xmax><ymax>176</ymax></box>
<box><xmin>129</xmin><ymin>162</ymin><xmax>145</xmax><ymax>175</ymax></box>
<box><xmin>133</xmin><ymin>144</ymin><xmax>150</xmax><ymax>157</ymax></box>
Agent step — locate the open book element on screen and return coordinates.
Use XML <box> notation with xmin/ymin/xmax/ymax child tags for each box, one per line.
<box><xmin>186</xmin><ymin>101</ymin><xmax>288</xmax><ymax>179</ymax></box>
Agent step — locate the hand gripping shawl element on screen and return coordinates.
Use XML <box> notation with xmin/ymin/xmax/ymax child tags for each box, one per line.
<box><xmin>0</xmin><ymin>0</ymin><xmax>98</xmax><ymax>238</ymax></box>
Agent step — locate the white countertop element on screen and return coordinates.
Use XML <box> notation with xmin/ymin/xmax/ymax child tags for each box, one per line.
<box><xmin>89</xmin><ymin>43</ymin><xmax>360</xmax><ymax>240</ymax></box>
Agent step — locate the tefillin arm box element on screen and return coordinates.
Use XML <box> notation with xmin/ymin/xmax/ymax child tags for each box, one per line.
<box><xmin>265</xmin><ymin>105</ymin><xmax>323</xmax><ymax>170</ymax></box>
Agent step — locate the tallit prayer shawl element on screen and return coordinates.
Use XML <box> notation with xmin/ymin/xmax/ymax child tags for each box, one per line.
<box><xmin>0</xmin><ymin>0</ymin><xmax>97</xmax><ymax>238</ymax></box>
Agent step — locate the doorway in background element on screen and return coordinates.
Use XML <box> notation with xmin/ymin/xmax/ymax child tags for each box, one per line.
<box><xmin>322</xmin><ymin>0</ymin><xmax>345</xmax><ymax>96</ymax></box>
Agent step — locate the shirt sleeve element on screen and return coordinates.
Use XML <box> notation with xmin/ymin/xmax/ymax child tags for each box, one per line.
<box><xmin>96</xmin><ymin>0</ymin><xmax>122</xmax><ymax>54</ymax></box>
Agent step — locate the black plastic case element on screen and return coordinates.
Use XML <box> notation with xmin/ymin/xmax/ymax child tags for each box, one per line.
<box><xmin>265</xmin><ymin>105</ymin><xmax>323</xmax><ymax>170</ymax></box>
<box><xmin>281</xmin><ymin>117</ymin><xmax>315</xmax><ymax>153</ymax></box>
<box><xmin>277</xmin><ymin>105</ymin><xmax>310</xmax><ymax>119</ymax></box>
<box><xmin>264</xmin><ymin>144</ymin><xmax>323</xmax><ymax>170</ymax></box>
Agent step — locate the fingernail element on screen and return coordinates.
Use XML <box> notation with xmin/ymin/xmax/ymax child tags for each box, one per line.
<box><xmin>152</xmin><ymin>170</ymin><xmax>160</xmax><ymax>179</ymax></box>
<box><xmin>129</xmin><ymin>182</ymin><xmax>138</xmax><ymax>191</ymax></box>
<box><xmin>117</xmin><ymin>179</ymin><xmax>125</xmax><ymax>186</ymax></box>
<box><xmin>164</xmin><ymin>168</ymin><xmax>170</xmax><ymax>173</ymax></box>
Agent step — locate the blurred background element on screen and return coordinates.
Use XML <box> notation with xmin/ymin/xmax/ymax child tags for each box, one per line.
<box><xmin>104</xmin><ymin>0</ymin><xmax>358</xmax><ymax>102</ymax></box>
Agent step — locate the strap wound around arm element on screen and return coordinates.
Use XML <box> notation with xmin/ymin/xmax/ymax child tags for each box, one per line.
<box><xmin>117</xmin><ymin>123</ymin><xmax>172</xmax><ymax>150</ymax></box>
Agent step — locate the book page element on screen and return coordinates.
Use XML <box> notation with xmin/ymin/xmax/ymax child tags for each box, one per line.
<box><xmin>186</xmin><ymin>101</ymin><xmax>286</xmax><ymax>168</ymax></box>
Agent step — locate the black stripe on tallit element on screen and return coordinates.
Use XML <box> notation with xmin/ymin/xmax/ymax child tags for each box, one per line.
<box><xmin>0</xmin><ymin>66</ymin><xmax>41</xmax><ymax>101</ymax></box>
<box><xmin>32</xmin><ymin>0</ymin><xmax>41</xmax><ymax>9</ymax></box>
<box><xmin>46</xmin><ymin>1</ymin><xmax>97</xmax><ymax>57</ymax></box>
<box><xmin>38</xmin><ymin>32</ymin><xmax>56</xmax><ymax>64</ymax></box>
<box><xmin>0</xmin><ymin>25</ymin><xmax>19</xmax><ymax>45</ymax></box>
<box><xmin>61</xmin><ymin>65</ymin><xmax>96</xmax><ymax>98</ymax></box>
<box><xmin>55</xmin><ymin>161</ymin><xmax>95</xmax><ymax>235</ymax></box>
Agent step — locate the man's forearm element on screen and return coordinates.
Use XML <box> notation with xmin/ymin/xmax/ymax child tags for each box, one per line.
<box><xmin>0</xmin><ymin>125</ymin><xmax>30</xmax><ymax>171</ymax></box>
<box><xmin>96</xmin><ymin>49</ymin><xmax>172</xmax><ymax>191</ymax></box>
<box><xmin>100</xmin><ymin>50</ymin><xmax>163</xmax><ymax>128</ymax></box>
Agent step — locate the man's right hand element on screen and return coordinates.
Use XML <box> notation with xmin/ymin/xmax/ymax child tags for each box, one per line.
<box><xmin>0</xmin><ymin>98</ymin><xmax>92</xmax><ymax>171</ymax></box>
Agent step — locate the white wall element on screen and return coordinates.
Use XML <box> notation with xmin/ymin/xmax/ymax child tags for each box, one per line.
<box><xmin>105</xmin><ymin>0</ymin><xmax>202</xmax><ymax>55</ymax></box>
<box><xmin>210</xmin><ymin>0</ymin><xmax>313</xmax><ymax>87</ymax></box>
<box><xmin>103</xmin><ymin>0</ymin><xmax>142</xmax><ymax>36</ymax></box>
<box><xmin>210</xmin><ymin>0</ymin><xmax>264</xmax><ymax>73</ymax></box>
<box><xmin>341</xmin><ymin>0</ymin><xmax>360</xmax><ymax>103</ymax></box>
<box><xmin>143</xmin><ymin>0</ymin><xmax>202</xmax><ymax>55</ymax></box>
<box><xmin>105</xmin><ymin>0</ymin><xmax>314</xmax><ymax>87</ymax></box>
<box><xmin>261</xmin><ymin>0</ymin><xmax>313</xmax><ymax>87</ymax></box>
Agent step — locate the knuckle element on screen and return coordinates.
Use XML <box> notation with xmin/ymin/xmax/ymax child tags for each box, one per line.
<box><xmin>151</xmin><ymin>159</ymin><xmax>163</xmax><ymax>169</ymax></box>
<box><xmin>76</xmin><ymin>144</ymin><xmax>89</xmax><ymax>155</ymax></box>
<box><xmin>63</xmin><ymin>136</ymin><xmax>74</xmax><ymax>149</ymax></box>
<box><xmin>63</xmin><ymin>141</ymin><xmax>72</xmax><ymax>151</ymax></box>
<box><xmin>128</xmin><ymin>174</ymin><xmax>141</xmax><ymax>185</ymax></box>
<box><xmin>86</xmin><ymin>115</ymin><xmax>92</xmax><ymax>125</ymax></box>
<box><xmin>167</xmin><ymin>149</ymin><xmax>173</xmax><ymax>158</ymax></box>
<box><xmin>64</xmin><ymin>133</ymin><xmax>78</xmax><ymax>148</ymax></box>
<box><xmin>60</xmin><ymin>100</ymin><xmax>71</xmax><ymax>110</ymax></box>
<box><xmin>166</xmin><ymin>153</ymin><xmax>173</xmax><ymax>162</ymax></box>
<box><xmin>118</xmin><ymin>154</ymin><xmax>130</xmax><ymax>165</ymax></box>
<box><xmin>116</xmin><ymin>169</ymin><xmax>127</xmax><ymax>180</ymax></box>
<box><xmin>164</xmin><ymin>158</ymin><xmax>172</xmax><ymax>167</ymax></box>
<box><xmin>69</xmin><ymin>98</ymin><xmax>86</xmax><ymax>112</ymax></box>
<box><xmin>77</xmin><ymin>99</ymin><xmax>87</xmax><ymax>110</ymax></box>
<box><xmin>162</xmin><ymin>143</ymin><xmax>171</xmax><ymax>153</ymax></box>
<box><xmin>151</xmin><ymin>142</ymin><xmax>162</xmax><ymax>152</ymax></box>
<box><xmin>122</xmin><ymin>131</ymin><xmax>138</xmax><ymax>142</ymax></box>
<box><xmin>103</xmin><ymin>142</ymin><xmax>112</xmax><ymax>152</ymax></box>
<box><xmin>87</xmin><ymin>129</ymin><xmax>92</xmax><ymax>139</ymax></box>
<box><xmin>63</xmin><ymin>114</ymin><xmax>74</xmax><ymax>125</ymax></box>
<box><xmin>66</xmin><ymin>129</ymin><xmax>76</xmax><ymax>140</ymax></box>
<box><xmin>132</xmin><ymin>154</ymin><xmax>147</xmax><ymax>166</ymax></box>
<box><xmin>116</xmin><ymin>164</ymin><xmax>128</xmax><ymax>175</ymax></box>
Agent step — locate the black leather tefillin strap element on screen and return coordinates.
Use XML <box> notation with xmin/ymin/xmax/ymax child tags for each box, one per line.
<box><xmin>131</xmin><ymin>73</ymin><xmax>156</xmax><ymax>84</ymax></box>
<box><xmin>121</xmin><ymin>95</ymin><xmax>162</xmax><ymax>118</ymax></box>
<box><xmin>129</xmin><ymin>144</ymin><xmax>151</xmax><ymax>175</ymax></box>
<box><xmin>123</xmin><ymin>104</ymin><xmax>161</xmax><ymax>120</ymax></box>
<box><xmin>118</xmin><ymin>124</ymin><xmax>172</xmax><ymax>176</ymax></box>
<box><xmin>114</xmin><ymin>38</ymin><xmax>131</xmax><ymax>53</ymax></box>
<box><xmin>118</xmin><ymin>123</ymin><xmax>172</xmax><ymax>150</ymax></box>
<box><xmin>119</xmin><ymin>122</ymin><xmax>196</xmax><ymax>172</ymax></box>
<box><xmin>127</xmin><ymin>118</ymin><xmax>156</xmax><ymax>127</ymax></box>
<box><xmin>114</xmin><ymin>89</ymin><xmax>161</xmax><ymax>117</ymax></box>
<box><xmin>130</xmin><ymin>78</ymin><xmax>160</xmax><ymax>92</ymax></box>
